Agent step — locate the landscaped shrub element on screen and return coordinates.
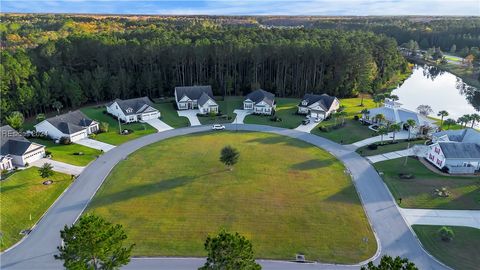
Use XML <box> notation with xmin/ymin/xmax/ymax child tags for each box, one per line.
<box><xmin>398</xmin><ymin>173</ymin><xmax>414</xmax><ymax>179</ymax></box>
<box><xmin>45</xmin><ymin>150</ymin><xmax>52</xmax><ymax>156</ymax></box>
<box><xmin>318</xmin><ymin>126</ymin><xmax>330</xmax><ymax>132</ymax></box>
<box><xmin>438</xmin><ymin>226</ymin><xmax>454</xmax><ymax>241</ymax></box>
<box><xmin>60</xmin><ymin>136</ymin><xmax>72</xmax><ymax>145</ymax></box>
<box><xmin>441</xmin><ymin>166</ymin><xmax>449</xmax><ymax>173</ymax></box>
<box><xmin>270</xmin><ymin>116</ymin><xmax>282</xmax><ymax>122</ymax></box>
<box><xmin>353</xmin><ymin>115</ymin><xmax>359</xmax><ymax>121</ymax></box>
<box><xmin>367</xmin><ymin>144</ymin><xmax>378</xmax><ymax>150</ymax></box>
<box><xmin>100</xmin><ymin>122</ymin><xmax>109</xmax><ymax>133</ymax></box>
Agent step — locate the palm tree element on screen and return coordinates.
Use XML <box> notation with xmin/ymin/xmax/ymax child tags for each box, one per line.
<box><xmin>458</xmin><ymin>115</ymin><xmax>471</xmax><ymax>128</ymax></box>
<box><xmin>377</xmin><ymin>126</ymin><xmax>388</xmax><ymax>145</ymax></box>
<box><xmin>405</xmin><ymin>119</ymin><xmax>417</xmax><ymax>140</ymax></box>
<box><xmin>375</xmin><ymin>113</ymin><xmax>386</xmax><ymax>125</ymax></box>
<box><xmin>437</xmin><ymin>110</ymin><xmax>449</xmax><ymax>128</ymax></box>
<box><xmin>373</xmin><ymin>94</ymin><xmax>385</xmax><ymax>107</ymax></box>
<box><xmin>390</xmin><ymin>123</ymin><xmax>401</xmax><ymax>143</ymax></box>
<box><xmin>470</xmin><ymin>113</ymin><xmax>480</xmax><ymax>128</ymax></box>
<box><xmin>443</xmin><ymin>118</ymin><xmax>456</xmax><ymax>130</ymax></box>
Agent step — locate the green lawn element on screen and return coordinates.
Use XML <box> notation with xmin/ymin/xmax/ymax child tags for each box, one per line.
<box><xmin>152</xmin><ymin>101</ymin><xmax>190</xmax><ymax>128</ymax></box>
<box><xmin>80</xmin><ymin>106</ymin><xmax>156</xmax><ymax>145</ymax></box>
<box><xmin>413</xmin><ymin>225</ymin><xmax>480</xmax><ymax>270</ymax></box>
<box><xmin>356</xmin><ymin>139</ymin><xmax>426</xmax><ymax>157</ymax></box>
<box><xmin>244</xmin><ymin>98</ymin><xmax>305</xmax><ymax>129</ymax></box>
<box><xmin>311</xmin><ymin>98</ymin><xmax>377</xmax><ymax>144</ymax></box>
<box><xmin>0</xmin><ymin>168</ymin><xmax>72</xmax><ymax>250</ymax></box>
<box><xmin>87</xmin><ymin>132</ymin><xmax>376</xmax><ymax>263</ymax></box>
<box><xmin>197</xmin><ymin>96</ymin><xmax>244</xmax><ymax>125</ymax></box>
<box><xmin>30</xmin><ymin>138</ymin><xmax>101</xmax><ymax>166</ymax></box>
<box><xmin>374</xmin><ymin>158</ymin><xmax>480</xmax><ymax>209</ymax></box>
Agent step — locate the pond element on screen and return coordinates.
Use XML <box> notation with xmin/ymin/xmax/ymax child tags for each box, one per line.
<box><xmin>391</xmin><ymin>64</ymin><xmax>480</xmax><ymax>123</ymax></box>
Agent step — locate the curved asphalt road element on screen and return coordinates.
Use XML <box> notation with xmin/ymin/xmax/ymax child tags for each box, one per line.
<box><xmin>1</xmin><ymin>124</ymin><xmax>449</xmax><ymax>270</ymax></box>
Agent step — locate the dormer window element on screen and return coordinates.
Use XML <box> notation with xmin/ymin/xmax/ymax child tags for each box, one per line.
<box><xmin>302</xmin><ymin>100</ymin><xmax>308</xmax><ymax>106</ymax></box>
<box><xmin>126</xmin><ymin>108</ymin><xmax>133</xmax><ymax>113</ymax></box>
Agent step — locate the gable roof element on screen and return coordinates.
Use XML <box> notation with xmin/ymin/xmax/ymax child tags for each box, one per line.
<box><xmin>109</xmin><ymin>97</ymin><xmax>156</xmax><ymax>116</ymax></box>
<box><xmin>245</xmin><ymin>89</ymin><xmax>275</xmax><ymax>106</ymax></box>
<box><xmin>175</xmin><ymin>85</ymin><xmax>214</xmax><ymax>102</ymax></box>
<box><xmin>299</xmin><ymin>94</ymin><xmax>336</xmax><ymax>111</ymax></box>
<box><xmin>43</xmin><ymin>110</ymin><xmax>95</xmax><ymax>135</ymax></box>
<box><xmin>198</xmin><ymin>92</ymin><xmax>217</xmax><ymax>107</ymax></box>
<box><xmin>439</xmin><ymin>142</ymin><xmax>480</xmax><ymax>159</ymax></box>
<box><xmin>434</xmin><ymin>129</ymin><xmax>480</xmax><ymax>144</ymax></box>
<box><xmin>1</xmin><ymin>125</ymin><xmax>44</xmax><ymax>156</ymax></box>
<box><xmin>368</xmin><ymin>105</ymin><xmax>436</xmax><ymax>127</ymax></box>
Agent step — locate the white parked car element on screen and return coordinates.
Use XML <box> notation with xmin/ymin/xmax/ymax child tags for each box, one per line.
<box><xmin>314</xmin><ymin>117</ymin><xmax>321</xmax><ymax>123</ymax></box>
<box><xmin>212</xmin><ymin>124</ymin><xmax>225</xmax><ymax>130</ymax></box>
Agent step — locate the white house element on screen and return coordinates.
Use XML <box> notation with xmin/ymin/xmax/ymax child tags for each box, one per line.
<box><xmin>35</xmin><ymin>110</ymin><xmax>99</xmax><ymax>142</ymax></box>
<box><xmin>297</xmin><ymin>93</ymin><xmax>340</xmax><ymax>119</ymax></box>
<box><xmin>427</xmin><ymin>129</ymin><xmax>480</xmax><ymax>174</ymax></box>
<box><xmin>174</xmin><ymin>85</ymin><xmax>218</xmax><ymax>114</ymax></box>
<box><xmin>106</xmin><ymin>97</ymin><xmax>160</xmax><ymax>123</ymax></box>
<box><xmin>243</xmin><ymin>89</ymin><xmax>276</xmax><ymax>115</ymax></box>
<box><xmin>1</xmin><ymin>125</ymin><xmax>45</xmax><ymax>168</ymax></box>
<box><xmin>364</xmin><ymin>98</ymin><xmax>437</xmax><ymax>135</ymax></box>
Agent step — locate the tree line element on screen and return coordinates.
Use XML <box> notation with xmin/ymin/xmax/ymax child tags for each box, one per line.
<box><xmin>1</xmin><ymin>15</ymin><xmax>408</xmax><ymax>120</ymax></box>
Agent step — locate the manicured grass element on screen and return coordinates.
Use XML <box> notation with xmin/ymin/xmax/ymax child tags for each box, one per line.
<box><xmin>152</xmin><ymin>101</ymin><xmax>190</xmax><ymax>128</ymax></box>
<box><xmin>356</xmin><ymin>139</ymin><xmax>426</xmax><ymax>157</ymax></box>
<box><xmin>88</xmin><ymin>132</ymin><xmax>376</xmax><ymax>263</ymax></box>
<box><xmin>80</xmin><ymin>106</ymin><xmax>156</xmax><ymax>145</ymax></box>
<box><xmin>244</xmin><ymin>98</ymin><xmax>305</xmax><ymax>129</ymax></box>
<box><xmin>197</xmin><ymin>97</ymin><xmax>244</xmax><ymax>125</ymax></box>
<box><xmin>311</xmin><ymin>98</ymin><xmax>377</xmax><ymax>144</ymax></box>
<box><xmin>0</xmin><ymin>168</ymin><xmax>72</xmax><ymax>251</ymax></box>
<box><xmin>413</xmin><ymin>225</ymin><xmax>480</xmax><ymax>270</ymax></box>
<box><xmin>30</xmin><ymin>138</ymin><xmax>101</xmax><ymax>166</ymax></box>
<box><xmin>374</xmin><ymin>158</ymin><xmax>480</xmax><ymax>210</ymax></box>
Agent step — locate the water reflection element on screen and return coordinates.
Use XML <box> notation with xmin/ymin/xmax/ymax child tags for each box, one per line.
<box><xmin>392</xmin><ymin>64</ymin><xmax>479</xmax><ymax>122</ymax></box>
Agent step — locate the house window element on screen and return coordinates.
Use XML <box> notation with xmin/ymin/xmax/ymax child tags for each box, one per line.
<box><xmin>126</xmin><ymin>108</ymin><xmax>133</xmax><ymax>113</ymax></box>
<box><xmin>436</xmin><ymin>159</ymin><xmax>442</xmax><ymax>166</ymax></box>
<box><xmin>302</xmin><ymin>100</ymin><xmax>308</xmax><ymax>106</ymax></box>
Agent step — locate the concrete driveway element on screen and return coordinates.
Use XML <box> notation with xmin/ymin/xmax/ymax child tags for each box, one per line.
<box><xmin>294</xmin><ymin>116</ymin><xmax>322</xmax><ymax>133</ymax></box>
<box><xmin>233</xmin><ymin>109</ymin><xmax>252</xmax><ymax>124</ymax></box>
<box><xmin>177</xmin><ymin>109</ymin><xmax>201</xmax><ymax>126</ymax></box>
<box><xmin>143</xmin><ymin>118</ymin><xmax>173</xmax><ymax>132</ymax></box>
<box><xmin>75</xmin><ymin>138</ymin><xmax>115</xmax><ymax>152</ymax></box>
<box><xmin>31</xmin><ymin>158</ymin><xmax>84</xmax><ymax>176</ymax></box>
<box><xmin>1</xmin><ymin>124</ymin><xmax>449</xmax><ymax>270</ymax></box>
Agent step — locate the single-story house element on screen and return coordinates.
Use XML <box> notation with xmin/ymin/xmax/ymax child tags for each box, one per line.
<box><xmin>106</xmin><ymin>97</ymin><xmax>160</xmax><ymax>123</ymax></box>
<box><xmin>427</xmin><ymin>128</ymin><xmax>480</xmax><ymax>174</ymax></box>
<box><xmin>1</xmin><ymin>125</ymin><xmax>45</xmax><ymax>168</ymax></box>
<box><xmin>35</xmin><ymin>110</ymin><xmax>99</xmax><ymax>142</ymax></box>
<box><xmin>243</xmin><ymin>89</ymin><xmax>276</xmax><ymax>115</ymax></box>
<box><xmin>364</xmin><ymin>98</ymin><xmax>437</xmax><ymax>134</ymax></box>
<box><xmin>174</xmin><ymin>85</ymin><xmax>219</xmax><ymax>114</ymax></box>
<box><xmin>297</xmin><ymin>93</ymin><xmax>340</xmax><ymax>119</ymax></box>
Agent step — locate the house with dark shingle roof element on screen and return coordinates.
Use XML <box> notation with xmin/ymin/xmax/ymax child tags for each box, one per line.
<box><xmin>174</xmin><ymin>85</ymin><xmax>218</xmax><ymax>114</ymax></box>
<box><xmin>106</xmin><ymin>96</ymin><xmax>160</xmax><ymax>123</ymax></box>
<box><xmin>297</xmin><ymin>93</ymin><xmax>340</xmax><ymax>119</ymax></box>
<box><xmin>426</xmin><ymin>128</ymin><xmax>480</xmax><ymax>174</ymax></box>
<box><xmin>34</xmin><ymin>110</ymin><xmax>99</xmax><ymax>142</ymax></box>
<box><xmin>1</xmin><ymin>125</ymin><xmax>45</xmax><ymax>169</ymax></box>
<box><xmin>243</xmin><ymin>89</ymin><xmax>276</xmax><ymax>115</ymax></box>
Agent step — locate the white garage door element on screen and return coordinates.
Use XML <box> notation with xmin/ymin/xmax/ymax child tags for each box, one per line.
<box><xmin>142</xmin><ymin>112</ymin><xmax>160</xmax><ymax>120</ymax></box>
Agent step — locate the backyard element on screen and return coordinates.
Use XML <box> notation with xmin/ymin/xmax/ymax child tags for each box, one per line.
<box><xmin>374</xmin><ymin>157</ymin><xmax>480</xmax><ymax>209</ymax></box>
<box><xmin>0</xmin><ymin>168</ymin><xmax>72</xmax><ymax>250</ymax></box>
<box><xmin>87</xmin><ymin>131</ymin><xmax>376</xmax><ymax>263</ymax></box>
<box><xmin>81</xmin><ymin>106</ymin><xmax>156</xmax><ymax>145</ymax></box>
<box><xmin>30</xmin><ymin>138</ymin><xmax>102</xmax><ymax>166</ymax></box>
<box><xmin>413</xmin><ymin>225</ymin><xmax>480</xmax><ymax>270</ymax></box>
<box><xmin>243</xmin><ymin>98</ymin><xmax>305</xmax><ymax>129</ymax></box>
<box><xmin>311</xmin><ymin>98</ymin><xmax>377</xmax><ymax>144</ymax></box>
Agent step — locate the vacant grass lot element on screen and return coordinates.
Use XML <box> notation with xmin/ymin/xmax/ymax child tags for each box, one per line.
<box><xmin>152</xmin><ymin>101</ymin><xmax>190</xmax><ymax>128</ymax></box>
<box><xmin>198</xmin><ymin>96</ymin><xmax>244</xmax><ymax>125</ymax></box>
<box><xmin>30</xmin><ymin>138</ymin><xmax>101</xmax><ymax>166</ymax></box>
<box><xmin>413</xmin><ymin>225</ymin><xmax>480</xmax><ymax>270</ymax></box>
<box><xmin>0</xmin><ymin>168</ymin><xmax>71</xmax><ymax>250</ymax></box>
<box><xmin>244</xmin><ymin>98</ymin><xmax>305</xmax><ymax>129</ymax></box>
<box><xmin>374</xmin><ymin>158</ymin><xmax>480</xmax><ymax>209</ymax></box>
<box><xmin>88</xmin><ymin>132</ymin><xmax>376</xmax><ymax>263</ymax></box>
<box><xmin>356</xmin><ymin>139</ymin><xmax>426</xmax><ymax>157</ymax></box>
<box><xmin>81</xmin><ymin>106</ymin><xmax>156</xmax><ymax>145</ymax></box>
<box><xmin>311</xmin><ymin>98</ymin><xmax>377</xmax><ymax>144</ymax></box>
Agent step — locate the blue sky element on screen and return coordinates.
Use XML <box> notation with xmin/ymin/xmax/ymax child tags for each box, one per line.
<box><xmin>1</xmin><ymin>0</ymin><xmax>479</xmax><ymax>16</ymax></box>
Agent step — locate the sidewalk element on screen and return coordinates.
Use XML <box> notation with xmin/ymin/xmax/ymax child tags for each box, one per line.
<box><xmin>31</xmin><ymin>158</ymin><xmax>85</xmax><ymax>175</ymax></box>
<box><xmin>366</xmin><ymin>145</ymin><xmax>428</xmax><ymax>163</ymax></box>
<box><xmin>349</xmin><ymin>131</ymin><xmax>410</xmax><ymax>149</ymax></box>
<box><xmin>400</xmin><ymin>208</ymin><xmax>480</xmax><ymax>229</ymax></box>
